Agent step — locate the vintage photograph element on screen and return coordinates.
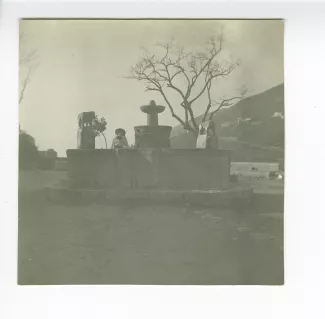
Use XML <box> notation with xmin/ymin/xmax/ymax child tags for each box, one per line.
<box><xmin>18</xmin><ymin>19</ymin><xmax>284</xmax><ymax>285</ymax></box>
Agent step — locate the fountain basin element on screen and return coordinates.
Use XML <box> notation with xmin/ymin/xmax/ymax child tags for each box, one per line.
<box><xmin>140</xmin><ymin>104</ymin><xmax>165</xmax><ymax>114</ymax></box>
<box><xmin>134</xmin><ymin>125</ymin><xmax>172</xmax><ymax>148</ymax></box>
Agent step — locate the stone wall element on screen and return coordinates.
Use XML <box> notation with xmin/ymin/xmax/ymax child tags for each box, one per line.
<box><xmin>77</xmin><ymin>127</ymin><xmax>95</xmax><ymax>150</ymax></box>
<box><xmin>116</xmin><ymin>149</ymin><xmax>160</xmax><ymax>189</ymax></box>
<box><xmin>55</xmin><ymin>159</ymin><xmax>68</xmax><ymax>171</ymax></box>
<box><xmin>67</xmin><ymin>149</ymin><xmax>118</xmax><ymax>188</ymax></box>
<box><xmin>157</xmin><ymin>149</ymin><xmax>230</xmax><ymax>190</ymax></box>
<box><xmin>38</xmin><ymin>150</ymin><xmax>58</xmax><ymax>170</ymax></box>
<box><xmin>66</xmin><ymin>148</ymin><xmax>231</xmax><ymax>190</ymax></box>
<box><xmin>278</xmin><ymin>158</ymin><xmax>284</xmax><ymax>171</ymax></box>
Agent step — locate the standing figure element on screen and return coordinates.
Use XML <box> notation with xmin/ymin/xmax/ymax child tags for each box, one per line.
<box><xmin>196</xmin><ymin>121</ymin><xmax>218</xmax><ymax>149</ymax></box>
<box><xmin>111</xmin><ymin>128</ymin><xmax>129</xmax><ymax>149</ymax></box>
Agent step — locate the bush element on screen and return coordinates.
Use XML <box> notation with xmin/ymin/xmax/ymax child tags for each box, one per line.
<box><xmin>19</xmin><ymin>131</ymin><xmax>40</xmax><ymax>170</ymax></box>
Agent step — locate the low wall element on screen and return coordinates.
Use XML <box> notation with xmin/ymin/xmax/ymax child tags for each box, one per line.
<box><xmin>38</xmin><ymin>158</ymin><xmax>56</xmax><ymax>170</ymax></box>
<box><xmin>157</xmin><ymin>149</ymin><xmax>230</xmax><ymax>190</ymax></box>
<box><xmin>117</xmin><ymin>149</ymin><xmax>160</xmax><ymax>189</ymax></box>
<box><xmin>66</xmin><ymin>148</ymin><xmax>231</xmax><ymax>190</ymax></box>
<box><xmin>66</xmin><ymin>149</ymin><xmax>118</xmax><ymax>188</ymax></box>
<box><xmin>278</xmin><ymin>158</ymin><xmax>284</xmax><ymax>171</ymax></box>
<box><xmin>55</xmin><ymin>159</ymin><xmax>68</xmax><ymax>171</ymax></box>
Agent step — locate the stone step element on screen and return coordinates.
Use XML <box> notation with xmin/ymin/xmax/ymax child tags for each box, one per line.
<box><xmin>45</xmin><ymin>184</ymin><xmax>253</xmax><ymax>208</ymax></box>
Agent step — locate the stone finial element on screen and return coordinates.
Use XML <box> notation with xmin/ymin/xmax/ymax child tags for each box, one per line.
<box><xmin>77</xmin><ymin>111</ymin><xmax>96</xmax><ymax>149</ymax></box>
<box><xmin>78</xmin><ymin>111</ymin><xmax>96</xmax><ymax>128</ymax></box>
<box><xmin>140</xmin><ymin>100</ymin><xmax>165</xmax><ymax>126</ymax></box>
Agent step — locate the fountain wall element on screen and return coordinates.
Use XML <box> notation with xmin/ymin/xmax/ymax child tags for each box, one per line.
<box><xmin>66</xmin><ymin>148</ymin><xmax>231</xmax><ymax>190</ymax></box>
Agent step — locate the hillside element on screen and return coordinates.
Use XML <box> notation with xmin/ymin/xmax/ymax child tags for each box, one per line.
<box><xmin>170</xmin><ymin>84</ymin><xmax>284</xmax><ymax>162</ymax></box>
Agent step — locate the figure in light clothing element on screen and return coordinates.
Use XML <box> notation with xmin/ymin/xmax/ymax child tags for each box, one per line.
<box><xmin>111</xmin><ymin>128</ymin><xmax>129</xmax><ymax>149</ymax></box>
<box><xmin>196</xmin><ymin>121</ymin><xmax>218</xmax><ymax>149</ymax></box>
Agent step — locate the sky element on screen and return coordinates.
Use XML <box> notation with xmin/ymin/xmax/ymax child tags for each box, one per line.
<box><xmin>19</xmin><ymin>19</ymin><xmax>284</xmax><ymax>156</ymax></box>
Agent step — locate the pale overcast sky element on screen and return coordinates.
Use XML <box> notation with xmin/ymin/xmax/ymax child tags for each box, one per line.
<box><xmin>19</xmin><ymin>19</ymin><xmax>284</xmax><ymax>156</ymax></box>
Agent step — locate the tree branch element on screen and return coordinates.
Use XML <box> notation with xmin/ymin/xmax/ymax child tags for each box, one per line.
<box><xmin>189</xmin><ymin>62</ymin><xmax>238</xmax><ymax>105</ymax></box>
<box><xmin>202</xmin><ymin>81</ymin><xmax>213</xmax><ymax>122</ymax></box>
<box><xmin>19</xmin><ymin>32</ymin><xmax>39</xmax><ymax>105</ymax></box>
<box><xmin>189</xmin><ymin>35</ymin><xmax>223</xmax><ymax>89</ymax></box>
<box><xmin>208</xmin><ymin>95</ymin><xmax>246</xmax><ymax>121</ymax></box>
<box><xmin>159</xmin><ymin>88</ymin><xmax>192</xmax><ymax>131</ymax></box>
<box><xmin>127</xmin><ymin>33</ymin><xmax>245</xmax><ymax>134</ymax></box>
<box><xmin>19</xmin><ymin>64</ymin><xmax>38</xmax><ymax>104</ymax></box>
<box><xmin>187</xmin><ymin>104</ymin><xmax>198</xmax><ymax>132</ymax></box>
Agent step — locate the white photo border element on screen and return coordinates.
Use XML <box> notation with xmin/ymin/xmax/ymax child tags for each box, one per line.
<box><xmin>1</xmin><ymin>1</ymin><xmax>325</xmax><ymax>319</ymax></box>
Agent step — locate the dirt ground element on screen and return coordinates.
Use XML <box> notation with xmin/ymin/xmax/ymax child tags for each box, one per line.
<box><xmin>18</xmin><ymin>170</ymin><xmax>284</xmax><ymax>285</ymax></box>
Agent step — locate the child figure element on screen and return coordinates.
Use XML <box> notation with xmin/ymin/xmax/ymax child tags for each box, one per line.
<box><xmin>111</xmin><ymin>128</ymin><xmax>129</xmax><ymax>149</ymax></box>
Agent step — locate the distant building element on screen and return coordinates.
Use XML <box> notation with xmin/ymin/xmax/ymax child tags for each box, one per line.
<box><xmin>272</xmin><ymin>112</ymin><xmax>284</xmax><ymax>120</ymax></box>
<box><xmin>38</xmin><ymin>149</ymin><xmax>58</xmax><ymax>170</ymax></box>
<box><xmin>237</xmin><ymin>117</ymin><xmax>252</xmax><ymax>123</ymax></box>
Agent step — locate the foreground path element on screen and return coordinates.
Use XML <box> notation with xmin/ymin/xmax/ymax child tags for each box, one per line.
<box><xmin>18</xmin><ymin>171</ymin><xmax>283</xmax><ymax>285</ymax></box>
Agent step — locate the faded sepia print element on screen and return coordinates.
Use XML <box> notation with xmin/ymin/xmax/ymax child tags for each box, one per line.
<box><xmin>19</xmin><ymin>19</ymin><xmax>284</xmax><ymax>285</ymax></box>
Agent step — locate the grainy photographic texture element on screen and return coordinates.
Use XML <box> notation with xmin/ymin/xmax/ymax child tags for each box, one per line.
<box><xmin>19</xmin><ymin>19</ymin><xmax>284</xmax><ymax>285</ymax></box>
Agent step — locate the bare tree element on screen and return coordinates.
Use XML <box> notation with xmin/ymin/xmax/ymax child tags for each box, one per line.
<box><xmin>127</xmin><ymin>32</ymin><xmax>247</xmax><ymax>135</ymax></box>
<box><xmin>19</xmin><ymin>32</ymin><xmax>39</xmax><ymax>105</ymax></box>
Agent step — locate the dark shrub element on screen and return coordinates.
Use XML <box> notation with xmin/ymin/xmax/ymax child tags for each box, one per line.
<box><xmin>19</xmin><ymin>131</ymin><xmax>39</xmax><ymax>170</ymax></box>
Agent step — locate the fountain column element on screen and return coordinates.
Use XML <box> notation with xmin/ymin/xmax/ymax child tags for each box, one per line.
<box><xmin>134</xmin><ymin>100</ymin><xmax>172</xmax><ymax>148</ymax></box>
<box><xmin>77</xmin><ymin>111</ymin><xmax>96</xmax><ymax>150</ymax></box>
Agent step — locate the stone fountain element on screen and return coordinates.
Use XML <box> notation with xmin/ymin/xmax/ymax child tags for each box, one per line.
<box><xmin>45</xmin><ymin>103</ymin><xmax>253</xmax><ymax>207</ymax></box>
<box><xmin>134</xmin><ymin>100</ymin><xmax>172</xmax><ymax>148</ymax></box>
